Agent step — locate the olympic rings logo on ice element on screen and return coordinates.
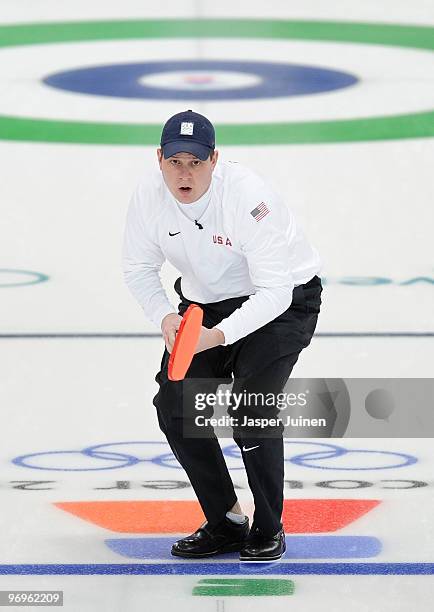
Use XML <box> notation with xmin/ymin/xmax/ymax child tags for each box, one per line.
<box><xmin>0</xmin><ymin>268</ymin><xmax>49</xmax><ymax>288</ymax></box>
<box><xmin>11</xmin><ymin>440</ymin><xmax>417</xmax><ymax>472</ymax></box>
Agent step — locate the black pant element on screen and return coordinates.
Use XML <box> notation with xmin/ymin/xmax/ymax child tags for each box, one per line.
<box><xmin>153</xmin><ymin>275</ymin><xmax>322</xmax><ymax>537</ymax></box>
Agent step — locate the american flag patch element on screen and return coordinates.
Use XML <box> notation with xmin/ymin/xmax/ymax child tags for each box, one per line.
<box><xmin>250</xmin><ymin>201</ymin><xmax>270</xmax><ymax>222</ymax></box>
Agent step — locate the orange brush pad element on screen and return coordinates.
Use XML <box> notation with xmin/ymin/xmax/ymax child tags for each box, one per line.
<box><xmin>168</xmin><ymin>304</ymin><xmax>203</xmax><ymax>381</ymax></box>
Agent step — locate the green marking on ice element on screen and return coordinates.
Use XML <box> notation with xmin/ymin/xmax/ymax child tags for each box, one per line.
<box><xmin>192</xmin><ymin>577</ymin><xmax>295</xmax><ymax>596</ymax></box>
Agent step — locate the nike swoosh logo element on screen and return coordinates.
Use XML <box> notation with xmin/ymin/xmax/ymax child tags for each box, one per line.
<box><xmin>169</xmin><ymin>231</ymin><xmax>181</xmax><ymax>237</ymax></box>
<box><xmin>242</xmin><ymin>445</ymin><xmax>260</xmax><ymax>452</ymax></box>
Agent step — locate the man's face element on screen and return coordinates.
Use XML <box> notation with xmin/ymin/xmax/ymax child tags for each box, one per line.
<box><xmin>157</xmin><ymin>148</ymin><xmax>219</xmax><ymax>204</ymax></box>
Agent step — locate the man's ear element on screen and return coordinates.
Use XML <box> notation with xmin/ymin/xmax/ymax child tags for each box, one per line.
<box><xmin>211</xmin><ymin>149</ymin><xmax>219</xmax><ymax>169</ymax></box>
<box><xmin>157</xmin><ymin>148</ymin><xmax>163</xmax><ymax>169</ymax></box>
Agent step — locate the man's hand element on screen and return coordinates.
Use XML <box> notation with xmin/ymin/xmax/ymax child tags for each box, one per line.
<box><xmin>194</xmin><ymin>327</ymin><xmax>225</xmax><ymax>354</ymax></box>
<box><xmin>161</xmin><ymin>313</ymin><xmax>182</xmax><ymax>353</ymax></box>
<box><xmin>161</xmin><ymin>313</ymin><xmax>225</xmax><ymax>355</ymax></box>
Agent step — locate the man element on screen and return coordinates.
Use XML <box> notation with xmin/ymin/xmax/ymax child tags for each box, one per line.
<box><xmin>123</xmin><ymin>109</ymin><xmax>322</xmax><ymax>562</ymax></box>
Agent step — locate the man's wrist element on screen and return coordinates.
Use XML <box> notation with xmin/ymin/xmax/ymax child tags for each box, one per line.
<box><xmin>213</xmin><ymin>327</ymin><xmax>225</xmax><ymax>345</ymax></box>
<box><xmin>160</xmin><ymin>311</ymin><xmax>177</xmax><ymax>331</ymax></box>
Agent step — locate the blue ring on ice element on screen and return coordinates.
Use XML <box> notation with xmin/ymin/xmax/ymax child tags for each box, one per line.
<box><xmin>43</xmin><ymin>59</ymin><xmax>359</xmax><ymax>100</ymax></box>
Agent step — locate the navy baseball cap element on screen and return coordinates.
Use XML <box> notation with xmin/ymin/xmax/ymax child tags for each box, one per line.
<box><xmin>160</xmin><ymin>109</ymin><xmax>215</xmax><ymax>161</ymax></box>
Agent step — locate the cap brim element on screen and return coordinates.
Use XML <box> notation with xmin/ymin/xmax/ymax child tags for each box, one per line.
<box><xmin>162</xmin><ymin>140</ymin><xmax>213</xmax><ymax>161</ymax></box>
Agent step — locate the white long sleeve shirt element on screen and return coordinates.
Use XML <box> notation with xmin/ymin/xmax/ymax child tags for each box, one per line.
<box><xmin>122</xmin><ymin>160</ymin><xmax>321</xmax><ymax>345</ymax></box>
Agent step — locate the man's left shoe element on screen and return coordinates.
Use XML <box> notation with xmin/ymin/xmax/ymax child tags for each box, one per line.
<box><xmin>239</xmin><ymin>527</ymin><xmax>286</xmax><ymax>562</ymax></box>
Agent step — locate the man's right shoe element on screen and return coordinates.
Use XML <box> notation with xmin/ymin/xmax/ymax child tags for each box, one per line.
<box><xmin>171</xmin><ymin>516</ymin><xmax>249</xmax><ymax>558</ymax></box>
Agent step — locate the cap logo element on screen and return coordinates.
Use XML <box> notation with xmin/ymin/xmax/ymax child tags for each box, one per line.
<box><xmin>180</xmin><ymin>122</ymin><xmax>194</xmax><ymax>136</ymax></box>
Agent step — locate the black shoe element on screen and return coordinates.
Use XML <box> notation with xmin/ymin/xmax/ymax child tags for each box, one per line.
<box><xmin>239</xmin><ymin>527</ymin><xmax>286</xmax><ymax>562</ymax></box>
<box><xmin>171</xmin><ymin>516</ymin><xmax>250</xmax><ymax>558</ymax></box>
